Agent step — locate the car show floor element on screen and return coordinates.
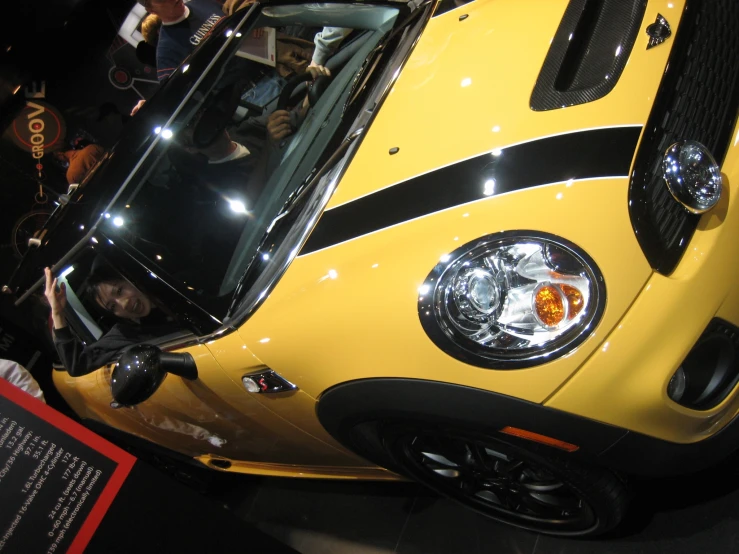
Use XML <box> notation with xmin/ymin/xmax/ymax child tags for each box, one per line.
<box><xmin>212</xmin><ymin>453</ymin><xmax>739</xmax><ymax>554</ymax></box>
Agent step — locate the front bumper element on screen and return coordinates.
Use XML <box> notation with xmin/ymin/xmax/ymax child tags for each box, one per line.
<box><xmin>547</xmin><ymin>138</ymin><xmax>739</xmax><ymax>444</ymax></box>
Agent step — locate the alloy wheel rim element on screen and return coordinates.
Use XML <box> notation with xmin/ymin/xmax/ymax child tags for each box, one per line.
<box><xmin>396</xmin><ymin>430</ymin><xmax>596</xmax><ymax>533</ymax></box>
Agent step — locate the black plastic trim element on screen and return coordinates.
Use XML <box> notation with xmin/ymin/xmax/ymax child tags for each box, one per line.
<box><xmin>530</xmin><ymin>0</ymin><xmax>647</xmax><ymax>111</ymax></box>
<box><xmin>301</xmin><ymin>126</ymin><xmax>641</xmax><ymax>255</ymax></box>
<box><xmin>317</xmin><ymin>379</ymin><xmax>626</xmax><ymax>466</ymax></box>
<box><xmin>671</xmin><ymin>318</ymin><xmax>739</xmax><ymax>410</ymax></box>
<box><xmin>317</xmin><ymin>378</ymin><xmax>739</xmax><ymax>477</ymax></box>
<box><xmin>628</xmin><ymin>0</ymin><xmax>739</xmax><ymax>274</ymax></box>
<box><xmin>417</xmin><ymin>231</ymin><xmax>606</xmax><ymax>369</ymax></box>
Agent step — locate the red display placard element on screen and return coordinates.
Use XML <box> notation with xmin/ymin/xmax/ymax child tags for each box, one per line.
<box><xmin>0</xmin><ymin>378</ymin><xmax>135</xmax><ymax>554</ymax></box>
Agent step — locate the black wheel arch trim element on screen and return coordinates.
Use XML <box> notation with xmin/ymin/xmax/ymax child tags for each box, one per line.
<box><xmin>316</xmin><ymin>378</ymin><xmax>739</xmax><ymax>477</ymax></box>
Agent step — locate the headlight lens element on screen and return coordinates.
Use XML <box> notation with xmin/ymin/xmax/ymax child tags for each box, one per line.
<box><xmin>418</xmin><ymin>232</ymin><xmax>606</xmax><ymax>369</ymax></box>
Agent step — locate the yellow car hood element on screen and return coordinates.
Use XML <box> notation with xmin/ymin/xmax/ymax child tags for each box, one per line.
<box><xmin>235</xmin><ymin>0</ymin><xmax>683</xmax><ymax>403</ymax></box>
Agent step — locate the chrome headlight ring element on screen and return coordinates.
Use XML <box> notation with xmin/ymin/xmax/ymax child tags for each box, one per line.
<box><xmin>418</xmin><ymin>231</ymin><xmax>606</xmax><ymax>369</ymax></box>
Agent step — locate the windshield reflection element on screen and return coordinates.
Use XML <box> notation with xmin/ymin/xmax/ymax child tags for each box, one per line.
<box><xmin>96</xmin><ymin>4</ymin><xmax>403</xmax><ymax>322</ymax></box>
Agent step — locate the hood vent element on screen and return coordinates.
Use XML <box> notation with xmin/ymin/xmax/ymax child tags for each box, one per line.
<box><xmin>530</xmin><ymin>0</ymin><xmax>647</xmax><ymax>111</ymax></box>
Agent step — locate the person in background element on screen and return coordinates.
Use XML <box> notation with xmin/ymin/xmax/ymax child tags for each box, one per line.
<box><xmin>44</xmin><ymin>263</ymin><xmax>180</xmax><ymax>377</ymax></box>
<box><xmin>130</xmin><ymin>0</ymin><xmax>222</xmax><ymax>116</ymax></box>
<box><xmin>135</xmin><ymin>13</ymin><xmax>162</xmax><ymax>68</ymax></box>
<box><xmin>0</xmin><ymin>359</ymin><xmax>45</xmax><ymax>402</ymax></box>
<box><xmin>145</xmin><ymin>0</ymin><xmax>223</xmax><ymax>82</ymax></box>
<box><xmin>141</xmin><ymin>13</ymin><xmax>162</xmax><ymax>47</ymax></box>
<box><xmin>53</xmin><ymin>144</ymin><xmax>106</xmax><ymax>185</ymax></box>
<box><xmin>308</xmin><ymin>27</ymin><xmax>352</xmax><ymax>75</ymax></box>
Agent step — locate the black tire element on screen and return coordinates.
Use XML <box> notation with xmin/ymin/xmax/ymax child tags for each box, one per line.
<box><xmin>376</xmin><ymin>422</ymin><xmax>630</xmax><ymax>537</ymax></box>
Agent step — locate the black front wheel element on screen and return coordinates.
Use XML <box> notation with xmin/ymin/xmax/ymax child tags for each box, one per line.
<box><xmin>381</xmin><ymin>424</ymin><xmax>629</xmax><ymax>537</ymax></box>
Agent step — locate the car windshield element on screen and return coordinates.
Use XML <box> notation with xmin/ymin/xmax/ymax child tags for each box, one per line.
<box><xmin>97</xmin><ymin>3</ymin><xmax>402</xmax><ymax>320</ymax></box>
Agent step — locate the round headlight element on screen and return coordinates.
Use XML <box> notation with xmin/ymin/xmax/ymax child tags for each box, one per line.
<box><xmin>418</xmin><ymin>232</ymin><xmax>606</xmax><ymax>369</ymax></box>
<box><xmin>662</xmin><ymin>140</ymin><xmax>722</xmax><ymax>214</ymax></box>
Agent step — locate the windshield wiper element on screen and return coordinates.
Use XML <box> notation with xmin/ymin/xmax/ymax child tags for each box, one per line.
<box><xmin>225</xmin><ymin>128</ymin><xmax>363</xmax><ymax>319</ymax></box>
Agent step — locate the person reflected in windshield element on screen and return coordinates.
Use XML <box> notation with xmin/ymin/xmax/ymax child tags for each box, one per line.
<box><xmin>266</xmin><ymin>64</ymin><xmax>330</xmax><ymax>146</ymax></box>
<box><xmin>44</xmin><ymin>261</ymin><xmax>181</xmax><ymax>377</ymax></box>
<box><xmin>170</xmin><ymin>69</ymin><xmax>324</xmax><ymax>199</ymax></box>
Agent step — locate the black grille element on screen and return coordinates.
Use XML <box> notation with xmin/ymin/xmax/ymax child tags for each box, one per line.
<box><xmin>629</xmin><ymin>0</ymin><xmax>739</xmax><ymax>274</ymax></box>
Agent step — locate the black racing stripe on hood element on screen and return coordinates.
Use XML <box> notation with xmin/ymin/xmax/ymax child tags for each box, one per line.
<box><xmin>300</xmin><ymin>126</ymin><xmax>642</xmax><ymax>255</ymax></box>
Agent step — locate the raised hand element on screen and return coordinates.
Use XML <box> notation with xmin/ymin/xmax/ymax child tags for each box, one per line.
<box><xmin>44</xmin><ymin>267</ymin><xmax>67</xmax><ymax>316</ymax></box>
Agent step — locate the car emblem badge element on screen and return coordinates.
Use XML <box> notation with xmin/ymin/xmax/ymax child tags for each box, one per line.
<box><xmin>646</xmin><ymin>14</ymin><xmax>671</xmax><ymax>49</ymax></box>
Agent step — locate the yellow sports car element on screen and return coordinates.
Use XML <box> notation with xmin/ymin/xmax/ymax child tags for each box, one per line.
<box><xmin>7</xmin><ymin>0</ymin><xmax>739</xmax><ymax>536</ymax></box>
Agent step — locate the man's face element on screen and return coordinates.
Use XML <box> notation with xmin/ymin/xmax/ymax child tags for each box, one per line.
<box><xmin>149</xmin><ymin>0</ymin><xmax>186</xmax><ymax>22</ymax></box>
<box><xmin>96</xmin><ymin>280</ymin><xmax>152</xmax><ymax>320</ymax></box>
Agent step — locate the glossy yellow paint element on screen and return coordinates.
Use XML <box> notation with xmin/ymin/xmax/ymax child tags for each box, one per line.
<box><xmin>203</xmin><ymin>331</ymin><xmax>374</xmax><ymax>467</ymax></box>
<box><xmin>234</xmin><ymin>0</ymin><xmax>693</xmax><ymax>408</ymax></box>
<box><xmin>546</xmin><ymin>139</ymin><xmax>739</xmax><ymax>443</ymax></box>
<box><xmin>328</xmin><ymin>0</ymin><xmax>684</xmax><ymax>210</ymax></box>
<box><xmin>54</xmin><ymin>343</ymin><xmax>377</xmax><ymax>469</ymax></box>
<box><xmin>238</xmin><ymin>176</ymin><xmax>651</xmax><ymax>403</ymax></box>
<box><xmin>53</xmin><ymin>0</ymin><xmax>738</xmax><ymax>475</ymax></box>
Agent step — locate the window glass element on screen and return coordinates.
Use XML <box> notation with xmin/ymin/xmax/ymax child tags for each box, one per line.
<box><xmin>58</xmin><ymin>248</ymin><xmax>189</xmax><ymax>347</ymax></box>
<box><xmin>99</xmin><ymin>4</ymin><xmax>399</xmax><ymax>319</ymax></box>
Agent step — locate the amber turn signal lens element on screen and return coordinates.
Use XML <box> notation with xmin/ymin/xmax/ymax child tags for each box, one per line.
<box><xmin>559</xmin><ymin>284</ymin><xmax>584</xmax><ymax>320</ymax></box>
<box><xmin>534</xmin><ymin>284</ymin><xmax>565</xmax><ymax>327</ymax></box>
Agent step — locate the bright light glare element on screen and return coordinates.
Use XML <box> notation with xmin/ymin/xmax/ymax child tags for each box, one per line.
<box><xmin>113</xmin><ymin>216</ymin><xmax>124</xmax><ymax>227</ymax></box>
<box><xmin>418</xmin><ymin>285</ymin><xmax>431</xmax><ymax>295</ymax></box>
<box><xmin>461</xmin><ymin>77</ymin><xmax>472</xmax><ymax>87</ymax></box>
<box><xmin>492</xmin><ymin>125</ymin><xmax>501</xmax><ymax>133</ymax></box>
<box><xmin>226</xmin><ymin>30</ymin><xmax>233</xmax><ymax>37</ymax></box>
<box><xmin>484</xmin><ymin>179</ymin><xmax>496</xmax><ymax>196</ymax></box>
<box><xmin>491</xmin><ymin>148</ymin><xmax>502</xmax><ymax>157</ymax></box>
<box><xmin>161</xmin><ymin>129</ymin><xmax>173</xmax><ymax>140</ymax></box>
<box><xmin>259</xmin><ymin>338</ymin><xmax>270</xmax><ymax>343</ymax></box>
<box><xmin>182</xmin><ymin>64</ymin><xmax>190</xmax><ymax>73</ymax></box>
<box><xmin>262</xmin><ymin>253</ymin><xmax>270</xmax><ymax>261</ymax></box>
<box><xmin>104</xmin><ymin>213</ymin><xmax>110</xmax><ymax>219</ymax></box>
<box><xmin>60</xmin><ymin>266</ymin><xmax>75</xmax><ymax>278</ymax></box>
<box><xmin>156</xmin><ymin>255</ymin><xmax>162</xmax><ymax>260</ymax></box>
<box><xmin>229</xmin><ymin>200</ymin><xmax>247</xmax><ymax>214</ymax></box>
<box><xmin>154</xmin><ymin>126</ymin><xmax>162</xmax><ymax>134</ymax></box>
<box><xmin>328</xmin><ymin>269</ymin><xmax>338</xmax><ymax>280</ymax></box>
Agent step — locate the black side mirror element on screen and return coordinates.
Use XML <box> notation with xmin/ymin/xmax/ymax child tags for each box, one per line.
<box><xmin>111</xmin><ymin>345</ymin><xmax>198</xmax><ymax>407</ymax></box>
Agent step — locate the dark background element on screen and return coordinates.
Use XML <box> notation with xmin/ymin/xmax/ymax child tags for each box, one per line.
<box><xmin>0</xmin><ymin>0</ymin><xmax>159</xmax><ymax>350</ymax></box>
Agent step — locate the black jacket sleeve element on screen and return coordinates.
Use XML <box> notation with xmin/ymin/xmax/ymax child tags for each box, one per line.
<box><xmin>52</xmin><ymin>326</ymin><xmax>133</xmax><ymax>377</ymax></box>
